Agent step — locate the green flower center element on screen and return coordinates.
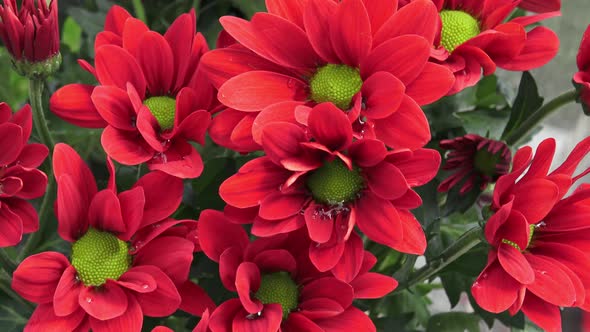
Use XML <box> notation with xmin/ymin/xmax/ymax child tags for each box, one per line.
<box><xmin>309</xmin><ymin>64</ymin><xmax>362</xmax><ymax>110</ymax></box>
<box><xmin>439</xmin><ymin>10</ymin><xmax>480</xmax><ymax>52</ymax></box>
<box><xmin>473</xmin><ymin>148</ymin><xmax>502</xmax><ymax>178</ymax></box>
<box><xmin>254</xmin><ymin>271</ymin><xmax>299</xmax><ymax>319</ymax></box>
<box><xmin>144</xmin><ymin>96</ymin><xmax>176</xmax><ymax>130</ymax></box>
<box><xmin>71</xmin><ymin>228</ymin><xmax>132</xmax><ymax>287</ymax></box>
<box><xmin>501</xmin><ymin>224</ymin><xmax>536</xmax><ymax>251</ymax></box>
<box><xmin>306</xmin><ymin>159</ymin><xmax>365</xmax><ymax>205</ymax></box>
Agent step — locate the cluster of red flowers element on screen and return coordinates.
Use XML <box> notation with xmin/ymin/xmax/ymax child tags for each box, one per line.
<box><xmin>3</xmin><ymin>0</ymin><xmax>590</xmax><ymax>331</ymax></box>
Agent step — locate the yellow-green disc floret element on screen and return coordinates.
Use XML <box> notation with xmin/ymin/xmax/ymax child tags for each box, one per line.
<box><xmin>439</xmin><ymin>10</ymin><xmax>481</xmax><ymax>52</ymax></box>
<box><xmin>255</xmin><ymin>271</ymin><xmax>299</xmax><ymax>319</ymax></box>
<box><xmin>144</xmin><ymin>96</ymin><xmax>177</xmax><ymax>130</ymax></box>
<box><xmin>309</xmin><ymin>64</ymin><xmax>363</xmax><ymax>110</ymax></box>
<box><xmin>306</xmin><ymin>159</ymin><xmax>365</xmax><ymax>205</ymax></box>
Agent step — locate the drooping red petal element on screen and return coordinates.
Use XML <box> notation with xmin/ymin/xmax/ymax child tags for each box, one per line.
<box><xmin>471</xmin><ymin>260</ymin><xmax>521</xmax><ymax>313</ymax></box>
<box><xmin>498</xmin><ymin>243</ymin><xmax>535</xmax><ymax>284</ymax></box>
<box><xmin>49</xmin><ymin>84</ymin><xmax>107</xmax><ymax>128</ymax></box>
<box><xmin>331</xmin><ymin>233</ymin><xmax>364</xmax><ymax>283</ymax></box>
<box><xmin>25</xmin><ymin>304</ymin><xmax>86</xmax><ymax>332</ymax></box>
<box><xmin>390</xmin><ymin>209</ymin><xmax>427</xmax><ymax>255</ymax></box>
<box><xmin>520</xmin><ymin>292</ymin><xmax>561</xmax><ymax>332</ymax></box>
<box><xmin>91</xmin><ymin>86</ymin><xmax>135</xmax><ymax>131</ymax></box>
<box><xmin>304</xmin><ymin>203</ymin><xmax>334</xmax><ymax>244</ymax></box>
<box><xmin>89</xmin><ymin>294</ymin><xmax>142</xmax><ymax>332</ymax></box>
<box><xmin>235</xmin><ymin>262</ymin><xmax>263</xmax><ymax>314</ymax></box>
<box><xmin>101</xmin><ymin>126</ymin><xmax>153</xmax><ymax>165</ymax></box>
<box><xmin>198</xmin><ymin>210</ymin><xmax>249</xmax><ymax>263</ymax></box>
<box><xmin>350</xmin><ymin>272</ymin><xmax>398</xmax><ymax>299</ymax></box>
<box><xmin>12</xmin><ymin>252</ymin><xmax>70</xmax><ymax>304</ymax></box>
<box><xmin>79</xmin><ymin>281</ymin><xmax>128</xmax><ymax>320</ymax></box>
<box><xmin>355</xmin><ymin>193</ymin><xmax>403</xmax><ymax>248</ymax></box>
<box><xmin>53</xmin><ymin>266</ymin><xmax>83</xmax><ymax>316</ymax></box>
<box><xmin>130</xmin><ymin>266</ymin><xmax>181</xmax><ymax>317</ymax></box>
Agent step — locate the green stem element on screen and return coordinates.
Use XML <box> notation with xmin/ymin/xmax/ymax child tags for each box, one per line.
<box><xmin>132</xmin><ymin>0</ymin><xmax>147</xmax><ymax>23</ymax></box>
<box><xmin>504</xmin><ymin>89</ymin><xmax>578</xmax><ymax>146</ymax></box>
<box><xmin>0</xmin><ymin>249</ymin><xmax>17</xmax><ymax>274</ymax></box>
<box><xmin>20</xmin><ymin>78</ymin><xmax>57</xmax><ymax>259</ymax></box>
<box><xmin>399</xmin><ymin>227</ymin><xmax>482</xmax><ymax>290</ymax></box>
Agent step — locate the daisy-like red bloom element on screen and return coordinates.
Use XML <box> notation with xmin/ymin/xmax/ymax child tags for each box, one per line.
<box><xmin>438</xmin><ymin>134</ymin><xmax>511</xmax><ymax>194</ymax></box>
<box><xmin>0</xmin><ymin>102</ymin><xmax>48</xmax><ymax>247</ymax></box>
<box><xmin>471</xmin><ymin>137</ymin><xmax>590</xmax><ymax>332</ymax></box>
<box><xmin>220</xmin><ymin>103</ymin><xmax>440</xmax><ymax>272</ymax></box>
<box><xmin>574</xmin><ymin>25</ymin><xmax>590</xmax><ymax>115</ymax></box>
<box><xmin>519</xmin><ymin>0</ymin><xmax>560</xmax><ymax>13</ymax></box>
<box><xmin>424</xmin><ymin>0</ymin><xmax>559</xmax><ymax>93</ymax></box>
<box><xmin>198</xmin><ymin>210</ymin><xmax>391</xmax><ymax>332</ymax></box>
<box><xmin>11</xmin><ymin>144</ymin><xmax>213</xmax><ymax>332</ymax></box>
<box><xmin>49</xmin><ymin>6</ymin><xmax>213</xmax><ymax>178</ymax></box>
<box><xmin>201</xmin><ymin>0</ymin><xmax>455</xmax><ymax>152</ymax></box>
<box><xmin>0</xmin><ymin>0</ymin><xmax>59</xmax><ymax>62</ymax></box>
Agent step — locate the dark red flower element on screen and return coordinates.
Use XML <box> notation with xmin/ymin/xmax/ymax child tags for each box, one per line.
<box><xmin>472</xmin><ymin>137</ymin><xmax>590</xmax><ymax>332</ymax></box>
<box><xmin>574</xmin><ymin>25</ymin><xmax>590</xmax><ymax>114</ymax></box>
<box><xmin>438</xmin><ymin>134</ymin><xmax>511</xmax><ymax>194</ymax></box>
<box><xmin>0</xmin><ymin>102</ymin><xmax>48</xmax><ymax>247</ymax></box>
<box><xmin>519</xmin><ymin>0</ymin><xmax>560</xmax><ymax>13</ymax></box>
<box><xmin>201</xmin><ymin>0</ymin><xmax>455</xmax><ymax>152</ymax></box>
<box><xmin>49</xmin><ymin>6</ymin><xmax>214</xmax><ymax>178</ymax></box>
<box><xmin>198</xmin><ymin>210</ymin><xmax>392</xmax><ymax>332</ymax></box>
<box><xmin>424</xmin><ymin>0</ymin><xmax>559</xmax><ymax>93</ymax></box>
<box><xmin>220</xmin><ymin>103</ymin><xmax>439</xmax><ymax>273</ymax></box>
<box><xmin>11</xmin><ymin>144</ymin><xmax>213</xmax><ymax>332</ymax></box>
<box><xmin>0</xmin><ymin>0</ymin><xmax>59</xmax><ymax>62</ymax></box>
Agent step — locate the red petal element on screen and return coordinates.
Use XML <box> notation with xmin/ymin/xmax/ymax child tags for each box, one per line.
<box><xmin>308</xmin><ymin>103</ymin><xmax>352</xmax><ymax>151</ymax></box>
<box><xmin>130</xmin><ymin>266</ymin><xmax>181</xmax><ymax>317</ymax></box>
<box><xmin>4</xmin><ymin>199</ymin><xmax>38</xmax><ymax>233</ymax></box>
<box><xmin>197</xmin><ymin>210</ymin><xmax>249</xmax><ymax>262</ymax></box>
<box><xmin>526</xmin><ymin>255</ymin><xmax>576</xmax><ymax>307</ymax></box>
<box><xmin>512</xmin><ymin>179</ymin><xmax>559</xmax><ymax>223</ymax></box>
<box><xmin>373</xmin><ymin>95</ymin><xmax>430</xmax><ymax>150</ymax></box>
<box><xmin>314</xmin><ymin>307</ymin><xmax>375</xmax><ymax>332</ymax></box>
<box><xmin>390</xmin><ymin>209</ymin><xmax>427</xmax><ymax>255</ymax></box>
<box><xmin>235</xmin><ymin>262</ymin><xmax>263</xmax><ymax>314</ymax></box>
<box><xmin>355</xmin><ymin>193</ymin><xmax>403</xmax><ymax>248</ymax></box>
<box><xmin>88</xmin><ymin>190</ymin><xmax>125</xmax><ymax>234</ymax></box>
<box><xmin>497</xmin><ymin>27</ymin><xmax>559</xmax><ymax>71</ymax></box>
<box><xmin>471</xmin><ymin>260</ymin><xmax>521</xmax><ymax>313</ymax></box>
<box><xmin>305</xmin><ymin>203</ymin><xmax>334</xmax><ymax>244</ymax></box>
<box><xmin>49</xmin><ymin>84</ymin><xmax>106</xmax><ymax>128</ymax></box>
<box><xmin>388</xmin><ymin>148</ymin><xmax>441</xmax><ymax>187</ymax></box>
<box><xmin>348</xmin><ymin>140</ymin><xmax>387</xmax><ymax>168</ymax></box>
<box><xmin>134</xmin><ymin>31</ymin><xmax>174</xmax><ymax>95</ymax></box>
<box><xmin>218</xmin><ymin>71</ymin><xmax>308</xmax><ymax>112</ymax></box>
<box><xmin>0</xmin><ymin>123</ymin><xmax>22</xmax><ymax>165</ymax></box>
<box><xmin>133</xmin><ymin>236</ymin><xmax>194</xmax><ymax>284</ymax></box>
<box><xmin>133</xmin><ymin>171</ymin><xmax>183</xmax><ymax>225</ymax></box>
<box><xmin>53</xmin><ymin>266</ymin><xmax>83</xmax><ymax>316</ymax></box>
<box><xmin>266</xmin><ymin>0</ymin><xmax>308</xmax><ymax>28</ymax></box>
<box><xmin>252</xmin><ymin>101</ymin><xmax>301</xmax><ymax>144</ymax></box>
<box><xmin>164</xmin><ymin>11</ymin><xmax>196</xmax><ymax>92</ymax></box>
<box><xmin>25</xmin><ymin>304</ymin><xmax>86</xmax><ymax>332</ymax></box>
<box><xmin>89</xmin><ymin>294</ymin><xmax>142</xmax><ymax>332</ymax></box>
<box><xmin>177</xmin><ymin>280</ymin><xmax>216</xmax><ymax>317</ymax></box>
<box><xmin>331</xmin><ymin>232</ymin><xmax>364</xmax><ymax>282</ymax></box>
<box><xmin>0</xmin><ymin>205</ymin><xmax>23</xmax><ymax>246</ymax></box>
<box><xmin>366</xmin><ymin>162</ymin><xmax>408</xmax><ymax>200</ymax></box>
<box><xmin>231</xmin><ymin>303</ymin><xmax>282</xmax><ymax>332</ymax></box>
<box><xmin>95</xmin><ymin>45</ymin><xmax>146</xmax><ymax>96</ymax></box>
<box><xmin>498</xmin><ymin>243</ymin><xmax>535</xmax><ymax>284</ymax></box>
<box><xmin>12</xmin><ymin>252</ymin><xmax>70</xmax><ymax>303</ymax></box>
<box><xmin>117</xmin><ymin>187</ymin><xmax>145</xmax><ymax>241</ymax></box>
<box><xmin>91</xmin><ymin>86</ymin><xmax>135</xmax><ymax>131</ymax></box>
<box><xmin>361</xmin><ymin>71</ymin><xmax>405</xmax><ymax>119</ymax></box>
<box><xmin>104</xmin><ymin>5</ymin><xmax>131</xmax><ymax>34</ymax></box>
<box><xmin>304</xmin><ymin>0</ymin><xmax>339</xmax><ymax>62</ymax></box>
<box><xmin>350</xmin><ymin>272</ymin><xmax>398</xmax><ymax>299</ymax></box>
<box><xmin>300</xmin><ymin>277</ymin><xmax>353</xmax><ymax>309</ymax></box>
<box><xmin>101</xmin><ymin>126</ymin><xmax>153</xmax><ymax>165</ymax></box>
<box><xmin>147</xmin><ymin>140</ymin><xmax>204</xmax><ymax>179</ymax></box>
<box><xmin>116</xmin><ymin>268</ymin><xmax>156</xmax><ymax>293</ymax></box>
<box><xmin>79</xmin><ymin>282</ymin><xmax>128</xmax><ymax>320</ymax></box>
<box><xmin>298</xmin><ymin>298</ymin><xmax>345</xmax><ymax>319</ymax></box>
<box><xmin>309</xmin><ymin>241</ymin><xmax>346</xmax><ymax>272</ymax></box>
<box><xmin>330</xmin><ymin>0</ymin><xmax>372</xmax><ymax>66</ymax></box>
<box><xmin>260</xmin><ymin>122</ymin><xmax>306</xmax><ymax>165</ymax></box>
<box><xmin>252</xmin><ymin>214</ymin><xmax>306</xmax><ymax>237</ymax></box>
<box><xmin>55</xmin><ymin>175</ymin><xmax>88</xmax><ymax>242</ymax></box>
<box><xmin>373</xmin><ymin>0</ymin><xmax>439</xmax><ymax>46</ymax></box>
<box><xmin>362</xmin><ymin>35</ymin><xmax>430</xmax><ymax>86</ymax></box>
<box><xmin>405</xmin><ymin>62</ymin><xmax>455</xmax><ymax>105</ymax></box>
<box><xmin>259</xmin><ymin>192</ymin><xmax>306</xmax><ymax>220</ymax></box>
<box><xmin>520</xmin><ymin>293</ymin><xmax>562</xmax><ymax>332</ymax></box>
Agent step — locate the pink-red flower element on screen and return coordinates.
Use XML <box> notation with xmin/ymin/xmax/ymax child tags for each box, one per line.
<box><xmin>11</xmin><ymin>144</ymin><xmax>213</xmax><ymax>332</ymax></box>
<box><xmin>49</xmin><ymin>6</ymin><xmax>214</xmax><ymax>178</ymax></box>
<box><xmin>220</xmin><ymin>103</ymin><xmax>440</xmax><ymax>273</ymax></box>
<box><xmin>423</xmin><ymin>0</ymin><xmax>559</xmax><ymax>93</ymax></box>
<box><xmin>0</xmin><ymin>102</ymin><xmax>48</xmax><ymax>247</ymax></box>
<box><xmin>198</xmin><ymin>210</ymin><xmax>394</xmax><ymax>332</ymax></box>
<box><xmin>438</xmin><ymin>134</ymin><xmax>511</xmax><ymax>194</ymax></box>
<box><xmin>472</xmin><ymin>137</ymin><xmax>590</xmax><ymax>332</ymax></box>
<box><xmin>574</xmin><ymin>25</ymin><xmax>590</xmax><ymax>114</ymax></box>
<box><xmin>201</xmin><ymin>0</ymin><xmax>455</xmax><ymax>152</ymax></box>
<box><xmin>0</xmin><ymin>0</ymin><xmax>59</xmax><ymax>62</ymax></box>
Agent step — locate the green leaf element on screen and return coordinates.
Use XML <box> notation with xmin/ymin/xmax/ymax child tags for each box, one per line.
<box><xmin>501</xmin><ymin>71</ymin><xmax>544</xmax><ymax>139</ymax></box>
<box><xmin>474</xmin><ymin>75</ymin><xmax>507</xmax><ymax>109</ymax></box>
<box><xmin>455</xmin><ymin>107</ymin><xmax>510</xmax><ymax>139</ymax></box>
<box><xmin>230</xmin><ymin>0</ymin><xmax>266</xmax><ymax>18</ymax></box>
<box><xmin>426</xmin><ymin>312</ymin><xmax>480</xmax><ymax>332</ymax></box>
<box><xmin>62</xmin><ymin>17</ymin><xmax>82</xmax><ymax>53</ymax></box>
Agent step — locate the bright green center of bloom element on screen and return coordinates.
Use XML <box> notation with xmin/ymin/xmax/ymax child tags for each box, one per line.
<box><xmin>474</xmin><ymin>148</ymin><xmax>501</xmax><ymax>177</ymax></box>
<box><xmin>309</xmin><ymin>64</ymin><xmax>363</xmax><ymax>110</ymax></box>
<box><xmin>254</xmin><ymin>272</ymin><xmax>299</xmax><ymax>318</ymax></box>
<box><xmin>439</xmin><ymin>10</ymin><xmax>480</xmax><ymax>52</ymax></box>
<box><xmin>501</xmin><ymin>224</ymin><xmax>536</xmax><ymax>251</ymax></box>
<box><xmin>144</xmin><ymin>96</ymin><xmax>176</xmax><ymax>130</ymax></box>
<box><xmin>306</xmin><ymin>159</ymin><xmax>365</xmax><ymax>205</ymax></box>
<box><xmin>71</xmin><ymin>228</ymin><xmax>132</xmax><ymax>287</ymax></box>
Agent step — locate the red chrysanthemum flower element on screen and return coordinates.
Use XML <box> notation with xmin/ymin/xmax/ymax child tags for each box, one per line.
<box><xmin>471</xmin><ymin>137</ymin><xmax>590</xmax><ymax>332</ymax></box>
<box><xmin>0</xmin><ymin>0</ymin><xmax>59</xmax><ymax>62</ymax></box>
<box><xmin>438</xmin><ymin>134</ymin><xmax>511</xmax><ymax>194</ymax></box>
<box><xmin>423</xmin><ymin>0</ymin><xmax>559</xmax><ymax>93</ymax></box>
<box><xmin>574</xmin><ymin>25</ymin><xmax>590</xmax><ymax>114</ymax></box>
<box><xmin>49</xmin><ymin>6</ymin><xmax>214</xmax><ymax>178</ymax></box>
<box><xmin>11</xmin><ymin>144</ymin><xmax>213</xmax><ymax>332</ymax></box>
<box><xmin>198</xmin><ymin>211</ymin><xmax>393</xmax><ymax>332</ymax></box>
<box><xmin>519</xmin><ymin>0</ymin><xmax>560</xmax><ymax>13</ymax></box>
<box><xmin>0</xmin><ymin>102</ymin><xmax>48</xmax><ymax>247</ymax></box>
<box><xmin>201</xmin><ymin>0</ymin><xmax>455</xmax><ymax>152</ymax></box>
<box><xmin>220</xmin><ymin>103</ymin><xmax>440</xmax><ymax>272</ymax></box>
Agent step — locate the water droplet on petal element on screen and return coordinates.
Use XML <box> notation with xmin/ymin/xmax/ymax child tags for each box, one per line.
<box><xmin>86</xmin><ymin>297</ymin><xmax>93</xmax><ymax>303</ymax></box>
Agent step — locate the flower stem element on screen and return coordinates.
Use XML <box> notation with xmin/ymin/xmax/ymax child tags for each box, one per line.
<box><xmin>19</xmin><ymin>78</ymin><xmax>56</xmax><ymax>259</ymax></box>
<box><xmin>0</xmin><ymin>249</ymin><xmax>17</xmax><ymax>274</ymax></box>
<box><xmin>399</xmin><ymin>227</ymin><xmax>482</xmax><ymax>290</ymax></box>
<box><xmin>504</xmin><ymin>89</ymin><xmax>578</xmax><ymax>146</ymax></box>
<box><xmin>132</xmin><ymin>0</ymin><xmax>147</xmax><ymax>23</ymax></box>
